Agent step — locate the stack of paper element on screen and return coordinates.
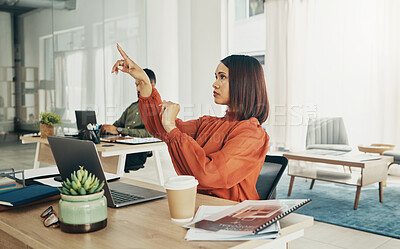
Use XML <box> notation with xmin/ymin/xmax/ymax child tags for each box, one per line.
<box><xmin>13</xmin><ymin>166</ymin><xmax>120</xmax><ymax>187</ymax></box>
<box><xmin>184</xmin><ymin>205</ymin><xmax>280</xmax><ymax>241</ymax></box>
<box><xmin>100</xmin><ymin>136</ymin><xmax>162</xmax><ymax>144</ymax></box>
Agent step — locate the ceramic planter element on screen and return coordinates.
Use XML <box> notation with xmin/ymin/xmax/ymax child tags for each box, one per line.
<box><xmin>40</xmin><ymin>124</ymin><xmax>54</xmax><ymax>138</ymax></box>
<box><xmin>59</xmin><ymin>189</ymin><xmax>107</xmax><ymax>233</ymax></box>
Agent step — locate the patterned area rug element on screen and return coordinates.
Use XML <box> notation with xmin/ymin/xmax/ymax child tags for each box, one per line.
<box><xmin>276</xmin><ymin>173</ymin><xmax>400</xmax><ymax>239</ymax></box>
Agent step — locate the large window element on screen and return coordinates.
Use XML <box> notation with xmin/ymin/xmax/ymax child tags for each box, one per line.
<box><xmin>29</xmin><ymin>0</ymin><xmax>147</xmax><ymax>133</ymax></box>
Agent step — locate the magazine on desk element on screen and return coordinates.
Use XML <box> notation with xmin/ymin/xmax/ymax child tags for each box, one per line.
<box><xmin>189</xmin><ymin>199</ymin><xmax>311</xmax><ymax>235</ymax></box>
<box><xmin>185</xmin><ymin>205</ymin><xmax>280</xmax><ymax>241</ymax></box>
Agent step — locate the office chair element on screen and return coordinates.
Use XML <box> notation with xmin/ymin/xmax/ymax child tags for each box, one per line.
<box><xmin>256</xmin><ymin>155</ymin><xmax>288</xmax><ymax>200</ymax></box>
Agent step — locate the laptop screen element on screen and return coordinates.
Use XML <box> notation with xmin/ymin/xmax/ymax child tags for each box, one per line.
<box><xmin>75</xmin><ymin>110</ymin><xmax>97</xmax><ymax>131</ymax></box>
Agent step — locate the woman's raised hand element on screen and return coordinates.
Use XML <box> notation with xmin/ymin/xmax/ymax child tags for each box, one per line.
<box><xmin>112</xmin><ymin>44</ymin><xmax>152</xmax><ymax>97</ymax></box>
<box><xmin>159</xmin><ymin>101</ymin><xmax>180</xmax><ymax>133</ymax></box>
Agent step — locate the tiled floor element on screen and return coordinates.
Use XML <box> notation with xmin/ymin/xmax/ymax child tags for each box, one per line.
<box><xmin>1</xmin><ymin>139</ymin><xmax>400</xmax><ymax>249</ymax></box>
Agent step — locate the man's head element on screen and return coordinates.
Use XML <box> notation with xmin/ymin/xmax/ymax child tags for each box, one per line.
<box><xmin>143</xmin><ymin>68</ymin><xmax>156</xmax><ymax>87</ymax></box>
<box><xmin>137</xmin><ymin>68</ymin><xmax>156</xmax><ymax>96</ymax></box>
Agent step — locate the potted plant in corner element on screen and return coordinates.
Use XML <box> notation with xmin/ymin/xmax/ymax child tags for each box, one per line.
<box><xmin>58</xmin><ymin>166</ymin><xmax>107</xmax><ymax>233</ymax></box>
<box><xmin>39</xmin><ymin>112</ymin><xmax>61</xmax><ymax>138</ymax></box>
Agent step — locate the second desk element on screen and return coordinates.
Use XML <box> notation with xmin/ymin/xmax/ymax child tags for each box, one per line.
<box><xmin>20</xmin><ymin>136</ymin><xmax>167</xmax><ymax>185</ymax></box>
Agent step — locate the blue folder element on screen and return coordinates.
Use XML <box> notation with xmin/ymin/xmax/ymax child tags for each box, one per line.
<box><xmin>0</xmin><ymin>185</ymin><xmax>59</xmax><ymax>207</ymax></box>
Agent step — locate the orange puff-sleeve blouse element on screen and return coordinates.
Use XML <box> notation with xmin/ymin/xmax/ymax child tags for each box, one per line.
<box><xmin>139</xmin><ymin>88</ymin><xmax>269</xmax><ymax>202</ymax></box>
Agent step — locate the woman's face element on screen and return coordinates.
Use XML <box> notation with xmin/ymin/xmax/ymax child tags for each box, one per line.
<box><xmin>213</xmin><ymin>62</ymin><xmax>230</xmax><ymax>106</ymax></box>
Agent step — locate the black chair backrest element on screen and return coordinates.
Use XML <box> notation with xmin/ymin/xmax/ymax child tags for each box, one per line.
<box><xmin>256</xmin><ymin>155</ymin><xmax>288</xmax><ymax>200</ymax></box>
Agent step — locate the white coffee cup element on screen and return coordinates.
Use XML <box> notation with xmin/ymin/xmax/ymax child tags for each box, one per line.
<box><xmin>164</xmin><ymin>175</ymin><xmax>199</xmax><ymax>223</ymax></box>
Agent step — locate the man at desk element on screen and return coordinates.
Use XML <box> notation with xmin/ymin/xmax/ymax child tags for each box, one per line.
<box><xmin>100</xmin><ymin>68</ymin><xmax>157</xmax><ymax>172</ymax></box>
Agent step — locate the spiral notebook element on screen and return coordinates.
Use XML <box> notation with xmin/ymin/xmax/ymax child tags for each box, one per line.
<box><xmin>191</xmin><ymin>199</ymin><xmax>311</xmax><ymax>235</ymax></box>
<box><xmin>185</xmin><ymin>205</ymin><xmax>280</xmax><ymax>240</ymax></box>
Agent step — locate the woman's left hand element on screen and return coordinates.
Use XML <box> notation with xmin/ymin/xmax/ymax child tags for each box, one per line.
<box><xmin>159</xmin><ymin>101</ymin><xmax>180</xmax><ymax>133</ymax></box>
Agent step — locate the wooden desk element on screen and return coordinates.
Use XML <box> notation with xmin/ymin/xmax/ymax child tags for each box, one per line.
<box><xmin>0</xmin><ymin>179</ymin><xmax>313</xmax><ymax>249</ymax></box>
<box><xmin>20</xmin><ymin>136</ymin><xmax>167</xmax><ymax>185</ymax></box>
<box><xmin>284</xmin><ymin>151</ymin><xmax>393</xmax><ymax>209</ymax></box>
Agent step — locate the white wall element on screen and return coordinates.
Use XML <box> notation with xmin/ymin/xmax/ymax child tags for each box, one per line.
<box><xmin>177</xmin><ymin>0</ymin><xmax>192</xmax><ymax>109</ymax></box>
<box><xmin>231</xmin><ymin>15</ymin><xmax>265</xmax><ymax>54</ymax></box>
<box><xmin>146</xmin><ymin>0</ymin><xmax>179</xmax><ymax>103</ymax></box>
<box><xmin>147</xmin><ymin>0</ymin><xmax>225</xmax><ymax>120</ymax></box>
<box><xmin>190</xmin><ymin>0</ymin><xmax>225</xmax><ymax>119</ymax></box>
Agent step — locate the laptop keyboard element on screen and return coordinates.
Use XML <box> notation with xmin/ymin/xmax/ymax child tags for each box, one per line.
<box><xmin>110</xmin><ymin>189</ymin><xmax>145</xmax><ymax>204</ymax></box>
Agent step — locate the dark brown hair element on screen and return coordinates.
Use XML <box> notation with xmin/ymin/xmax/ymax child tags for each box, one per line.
<box><xmin>221</xmin><ymin>55</ymin><xmax>269</xmax><ymax>124</ymax></box>
<box><xmin>143</xmin><ymin>68</ymin><xmax>156</xmax><ymax>85</ymax></box>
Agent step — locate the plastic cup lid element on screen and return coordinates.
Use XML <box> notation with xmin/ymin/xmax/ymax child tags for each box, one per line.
<box><xmin>164</xmin><ymin>175</ymin><xmax>199</xmax><ymax>190</ymax></box>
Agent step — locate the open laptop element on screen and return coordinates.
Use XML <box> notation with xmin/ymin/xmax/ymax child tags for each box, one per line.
<box><xmin>47</xmin><ymin>136</ymin><xmax>166</xmax><ymax>208</ymax></box>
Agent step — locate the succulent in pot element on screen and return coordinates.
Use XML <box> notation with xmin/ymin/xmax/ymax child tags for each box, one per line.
<box><xmin>60</xmin><ymin>166</ymin><xmax>104</xmax><ymax>196</ymax></box>
<box><xmin>58</xmin><ymin>166</ymin><xmax>107</xmax><ymax>233</ymax></box>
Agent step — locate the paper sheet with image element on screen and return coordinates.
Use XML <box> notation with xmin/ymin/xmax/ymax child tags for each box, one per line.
<box><xmin>185</xmin><ymin>205</ymin><xmax>280</xmax><ymax>241</ymax></box>
<box><xmin>15</xmin><ymin>166</ymin><xmax>120</xmax><ymax>187</ymax></box>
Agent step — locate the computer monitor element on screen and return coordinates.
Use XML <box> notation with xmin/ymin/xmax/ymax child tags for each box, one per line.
<box><xmin>75</xmin><ymin>110</ymin><xmax>97</xmax><ymax>131</ymax></box>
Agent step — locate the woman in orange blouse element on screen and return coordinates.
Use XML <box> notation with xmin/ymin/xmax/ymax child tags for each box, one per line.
<box><xmin>112</xmin><ymin>44</ymin><xmax>270</xmax><ymax>202</ymax></box>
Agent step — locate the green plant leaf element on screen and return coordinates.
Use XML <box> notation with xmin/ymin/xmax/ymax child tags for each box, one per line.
<box><xmin>39</xmin><ymin>112</ymin><xmax>62</xmax><ymax>125</ymax></box>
